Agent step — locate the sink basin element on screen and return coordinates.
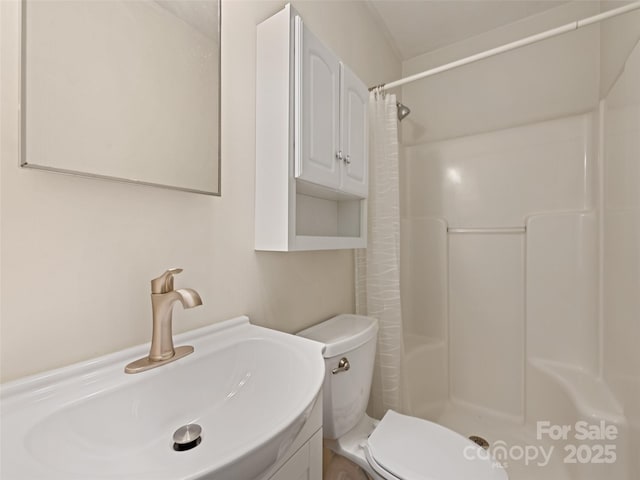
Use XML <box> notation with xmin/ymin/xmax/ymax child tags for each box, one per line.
<box><xmin>0</xmin><ymin>316</ymin><xmax>325</xmax><ymax>479</ymax></box>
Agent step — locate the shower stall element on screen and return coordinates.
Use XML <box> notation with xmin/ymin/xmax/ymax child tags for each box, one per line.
<box><xmin>392</xmin><ymin>3</ymin><xmax>639</xmax><ymax>479</ymax></box>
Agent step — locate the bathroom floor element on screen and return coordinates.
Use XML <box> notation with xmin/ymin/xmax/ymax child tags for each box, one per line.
<box><xmin>432</xmin><ymin>403</ymin><xmax>571</xmax><ymax>480</ymax></box>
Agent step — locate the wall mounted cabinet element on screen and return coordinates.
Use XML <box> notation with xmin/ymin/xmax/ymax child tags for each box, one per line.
<box><xmin>255</xmin><ymin>4</ymin><xmax>368</xmax><ymax>251</ymax></box>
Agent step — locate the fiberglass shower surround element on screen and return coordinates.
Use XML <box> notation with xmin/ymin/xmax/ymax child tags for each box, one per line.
<box><xmin>369</xmin><ymin>3</ymin><xmax>640</xmax><ymax>480</ymax></box>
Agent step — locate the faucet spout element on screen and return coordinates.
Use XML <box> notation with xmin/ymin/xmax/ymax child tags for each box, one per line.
<box><xmin>174</xmin><ymin>288</ymin><xmax>203</xmax><ymax>309</ymax></box>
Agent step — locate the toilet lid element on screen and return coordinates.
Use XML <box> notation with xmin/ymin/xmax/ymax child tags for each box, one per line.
<box><xmin>365</xmin><ymin>410</ymin><xmax>508</xmax><ymax>480</ymax></box>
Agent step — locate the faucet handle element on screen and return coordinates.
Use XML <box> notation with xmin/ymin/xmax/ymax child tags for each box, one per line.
<box><xmin>151</xmin><ymin>268</ymin><xmax>183</xmax><ymax>294</ymax></box>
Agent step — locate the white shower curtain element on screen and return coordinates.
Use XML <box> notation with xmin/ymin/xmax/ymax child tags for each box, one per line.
<box><xmin>356</xmin><ymin>91</ymin><xmax>404</xmax><ymax>419</ymax></box>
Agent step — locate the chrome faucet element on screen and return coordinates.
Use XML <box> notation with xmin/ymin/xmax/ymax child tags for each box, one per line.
<box><xmin>125</xmin><ymin>268</ymin><xmax>203</xmax><ymax>374</ymax></box>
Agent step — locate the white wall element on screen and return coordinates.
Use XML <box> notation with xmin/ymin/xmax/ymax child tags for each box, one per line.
<box><xmin>0</xmin><ymin>0</ymin><xmax>401</xmax><ymax>382</ymax></box>
<box><xmin>400</xmin><ymin>0</ymin><xmax>601</xmax><ymax>145</ymax></box>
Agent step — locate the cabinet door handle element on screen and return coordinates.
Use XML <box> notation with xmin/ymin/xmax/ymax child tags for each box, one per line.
<box><xmin>335</xmin><ymin>151</ymin><xmax>344</xmax><ymax>161</ymax></box>
<box><xmin>343</xmin><ymin>154</ymin><xmax>351</xmax><ymax>165</ymax></box>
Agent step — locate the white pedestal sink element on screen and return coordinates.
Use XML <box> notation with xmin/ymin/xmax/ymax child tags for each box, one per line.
<box><xmin>1</xmin><ymin>316</ymin><xmax>325</xmax><ymax>479</ymax></box>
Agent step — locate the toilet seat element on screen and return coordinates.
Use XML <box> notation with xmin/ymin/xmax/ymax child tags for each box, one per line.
<box><xmin>364</xmin><ymin>410</ymin><xmax>507</xmax><ymax>480</ymax></box>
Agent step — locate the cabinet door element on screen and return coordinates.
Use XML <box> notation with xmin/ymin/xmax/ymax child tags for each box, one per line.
<box><xmin>339</xmin><ymin>63</ymin><xmax>369</xmax><ymax>198</ymax></box>
<box><xmin>268</xmin><ymin>431</ymin><xmax>322</xmax><ymax>480</ymax></box>
<box><xmin>295</xmin><ymin>16</ymin><xmax>341</xmax><ymax>190</ymax></box>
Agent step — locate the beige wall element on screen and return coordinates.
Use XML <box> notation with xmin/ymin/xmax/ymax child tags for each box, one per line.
<box><xmin>0</xmin><ymin>0</ymin><xmax>401</xmax><ymax>382</ymax></box>
<box><xmin>600</xmin><ymin>1</ymin><xmax>640</xmax><ymax>97</ymax></box>
<box><xmin>398</xmin><ymin>1</ymin><xmax>640</xmax><ymax>148</ymax></box>
<box><xmin>400</xmin><ymin>0</ymin><xmax>601</xmax><ymax>145</ymax></box>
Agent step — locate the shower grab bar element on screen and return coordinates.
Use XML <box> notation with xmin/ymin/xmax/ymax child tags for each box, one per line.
<box><xmin>447</xmin><ymin>227</ymin><xmax>525</xmax><ymax>234</ymax></box>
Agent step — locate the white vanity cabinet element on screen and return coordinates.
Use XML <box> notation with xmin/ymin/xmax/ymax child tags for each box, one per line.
<box><xmin>259</xmin><ymin>393</ymin><xmax>323</xmax><ymax>480</ymax></box>
<box><xmin>295</xmin><ymin>16</ymin><xmax>369</xmax><ymax>198</ymax></box>
<box><xmin>255</xmin><ymin>4</ymin><xmax>368</xmax><ymax>251</ymax></box>
<box><xmin>266</xmin><ymin>430</ymin><xmax>322</xmax><ymax>480</ymax></box>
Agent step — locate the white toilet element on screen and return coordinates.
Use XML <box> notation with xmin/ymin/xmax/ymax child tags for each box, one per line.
<box><xmin>298</xmin><ymin>314</ymin><xmax>508</xmax><ymax>480</ymax></box>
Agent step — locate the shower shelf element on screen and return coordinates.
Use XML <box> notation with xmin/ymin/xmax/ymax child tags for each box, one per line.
<box><xmin>447</xmin><ymin>227</ymin><xmax>526</xmax><ymax>234</ymax></box>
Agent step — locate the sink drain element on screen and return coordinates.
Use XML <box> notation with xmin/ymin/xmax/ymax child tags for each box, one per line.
<box><xmin>173</xmin><ymin>424</ymin><xmax>202</xmax><ymax>452</ymax></box>
<box><xmin>469</xmin><ymin>435</ymin><xmax>490</xmax><ymax>450</ymax></box>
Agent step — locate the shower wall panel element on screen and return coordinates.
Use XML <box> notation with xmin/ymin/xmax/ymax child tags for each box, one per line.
<box><xmin>400</xmin><ymin>217</ymin><xmax>447</xmax><ymax>339</ymax></box>
<box><xmin>400</xmin><ymin>217</ymin><xmax>448</xmax><ymax>417</ymax></box>
<box><xmin>602</xmin><ymin>38</ymin><xmax>640</xmax><ymax>479</ymax></box>
<box><xmin>448</xmin><ymin>233</ymin><xmax>525</xmax><ymax>418</ymax></box>
<box><xmin>402</xmin><ymin>112</ymin><xmax>595</xmax><ymax>420</ymax></box>
<box><xmin>526</xmin><ymin>212</ymin><xmax>599</xmax><ymax>372</ymax></box>
<box><xmin>404</xmin><ymin>114</ymin><xmax>593</xmax><ymax>226</ymax></box>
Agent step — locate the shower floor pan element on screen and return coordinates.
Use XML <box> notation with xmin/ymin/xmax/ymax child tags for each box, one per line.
<box><xmin>426</xmin><ymin>402</ymin><xmax>570</xmax><ymax>480</ymax></box>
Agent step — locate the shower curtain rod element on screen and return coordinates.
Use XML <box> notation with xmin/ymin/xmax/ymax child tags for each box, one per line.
<box><xmin>370</xmin><ymin>1</ymin><xmax>640</xmax><ymax>92</ymax></box>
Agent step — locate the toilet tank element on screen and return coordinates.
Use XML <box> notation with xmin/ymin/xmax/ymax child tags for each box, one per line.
<box><xmin>297</xmin><ymin>314</ymin><xmax>378</xmax><ymax>439</ymax></box>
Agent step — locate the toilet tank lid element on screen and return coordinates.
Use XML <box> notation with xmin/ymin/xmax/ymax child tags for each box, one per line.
<box><xmin>297</xmin><ymin>314</ymin><xmax>378</xmax><ymax>358</ymax></box>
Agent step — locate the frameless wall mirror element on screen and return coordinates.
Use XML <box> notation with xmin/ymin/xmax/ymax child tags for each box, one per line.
<box><xmin>21</xmin><ymin>0</ymin><xmax>221</xmax><ymax>195</ymax></box>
